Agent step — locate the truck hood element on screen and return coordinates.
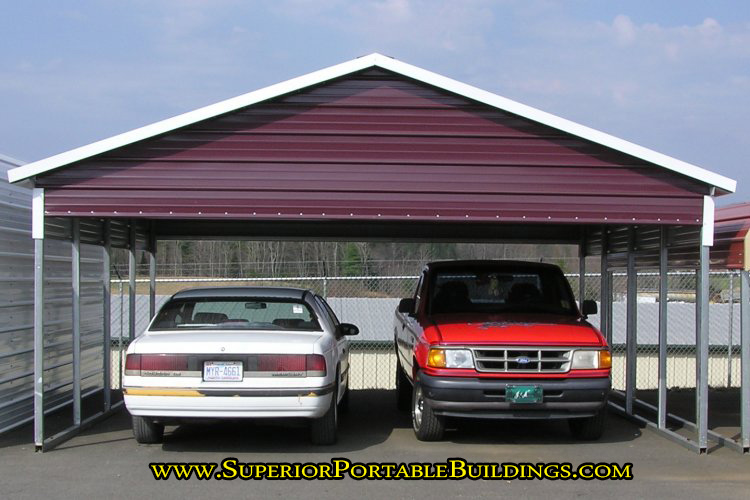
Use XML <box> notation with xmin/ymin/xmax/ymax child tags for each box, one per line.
<box><xmin>129</xmin><ymin>330</ymin><xmax>327</xmax><ymax>355</ymax></box>
<box><xmin>428</xmin><ymin>313</ymin><xmax>604</xmax><ymax>347</ymax></box>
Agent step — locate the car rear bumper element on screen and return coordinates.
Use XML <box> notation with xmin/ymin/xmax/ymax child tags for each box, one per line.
<box><xmin>124</xmin><ymin>385</ymin><xmax>334</xmax><ymax>419</ymax></box>
<box><xmin>419</xmin><ymin>373</ymin><xmax>610</xmax><ymax>420</ymax></box>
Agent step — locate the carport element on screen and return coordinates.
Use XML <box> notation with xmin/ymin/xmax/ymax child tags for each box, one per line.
<box><xmin>6</xmin><ymin>53</ymin><xmax>740</xmax><ymax>453</ymax></box>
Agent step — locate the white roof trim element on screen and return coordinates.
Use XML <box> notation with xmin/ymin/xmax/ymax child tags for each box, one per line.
<box><xmin>7</xmin><ymin>53</ymin><xmax>736</xmax><ymax>193</ymax></box>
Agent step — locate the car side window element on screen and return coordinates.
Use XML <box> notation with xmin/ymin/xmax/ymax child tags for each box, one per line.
<box><xmin>314</xmin><ymin>296</ymin><xmax>341</xmax><ymax>335</ymax></box>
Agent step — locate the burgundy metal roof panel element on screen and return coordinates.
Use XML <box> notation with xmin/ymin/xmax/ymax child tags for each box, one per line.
<box><xmin>712</xmin><ymin>203</ymin><xmax>750</xmax><ymax>269</ymax></box>
<box><xmin>36</xmin><ymin>70</ymin><xmax>709</xmax><ymax>226</ymax></box>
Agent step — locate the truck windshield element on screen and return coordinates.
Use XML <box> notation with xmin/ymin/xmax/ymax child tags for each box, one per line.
<box><xmin>150</xmin><ymin>298</ymin><xmax>322</xmax><ymax>331</ymax></box>
<box><xmin>428</xmin><ymin>266</ymin><xmax>578</xmax><ymax>316</ymax></box>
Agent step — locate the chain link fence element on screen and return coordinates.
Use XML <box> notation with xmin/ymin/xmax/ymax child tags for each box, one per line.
<box><xmin>110</xmin><ymin>271</ymin><xmax>743</xmax><ymax>392</ymax></box>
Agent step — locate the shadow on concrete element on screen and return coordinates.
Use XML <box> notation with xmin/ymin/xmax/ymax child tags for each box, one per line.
<box><xmin>160</xmin><ymin>389</ymin><xmax>410</xmax><ymax>454</ymax></box>
<box><xmin>443</xmin><ymin>409</ymin><xmax>640</xmax><ymax>446</ymax></box>
<box><xmin>631</xmin><ymin>388</ymin><xmax>743</xmax><ymax>444</ymax></box>
<box><xmin>4</xmin><ymin>390</ymin><xmax>653</xmax><ymax>453</ymax></box>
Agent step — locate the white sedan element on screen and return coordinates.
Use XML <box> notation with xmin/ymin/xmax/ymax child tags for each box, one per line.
<box><xmin>123</xmin><ymin>287</ymin><xmax>358</xmax><ymax>445</ymax></box>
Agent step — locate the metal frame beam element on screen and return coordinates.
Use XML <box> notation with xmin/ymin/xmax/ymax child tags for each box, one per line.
<box><xmin>33</xmin><ymin>238</ymin><xmax>45</xmax><ymax>450</ymax></box>
<box><xmin>741</xmin><ymin>270</ymin><xmax>750</xmax><ymax>452</ymax></box>
<box><xmin>625</xmin><ymin>227</ymin><xmax>637</xmax><ymax>415</ymax></box>
<box><xmin>32</xmin><ymin>189</ymin><xmax>45</xmax><ymax>450</ymax></box>
<box><xmin>102</xmin><ymin>220</ymin><xmax>112</xmax><ymax>412</ymax></box>
<box><xmin>72</xmin><ymin>218</ymin><xmax>81</xmax><ymax>427</ymax></box>
<box><xmin>578</xmin><ymin>233</ymin><xmax>586</xmax><ymax>309</ymax></box>
<box><xmin>128</xmin><ymin>220</ymin><xmax>136</xmax><ymax>341</ymax></box>
<box><xmin>149</xmin><ymin>223</ymin><xmax>157</xmax><ymax>320</ymax></box>
<box><xmin>658</xmin><ymin>226</ymin><xmax>668</xmax><ymax>429</ymax></box>
<box><xmin>600</xmin><ymin>226</ymin><xmax>612</xmax><ymax>345</ymax></box>
<box><xmin>696</xmin><ymin>241</ymin><xmax>709</xmax><ymax>452</ymax></box>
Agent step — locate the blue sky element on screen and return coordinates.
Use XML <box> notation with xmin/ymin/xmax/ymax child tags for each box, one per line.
<box><xmin>1</xmin><ymin>1</ymin><xmax>748</xmax><ymax>202</ymax></box>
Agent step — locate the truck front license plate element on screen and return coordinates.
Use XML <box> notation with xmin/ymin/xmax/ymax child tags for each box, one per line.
<box><xmin>203</xmin><ymin>361</ymin><xmax>243</xmax><ymax>382</ymax></box>
<box><xmin>506</xmin><ymin>385</ymin><xmax>542</xmax><ymax>404</ymax></box>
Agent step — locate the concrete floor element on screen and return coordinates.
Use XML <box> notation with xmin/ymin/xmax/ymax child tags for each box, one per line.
<box><xmin>1</xmin><ymin>390</ymin><xmax>748</xmax><ymax>500</ymax></box>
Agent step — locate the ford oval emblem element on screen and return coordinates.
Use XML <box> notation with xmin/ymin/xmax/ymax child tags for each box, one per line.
<box><xmin>517</xmin><ymin>356</ymin><xmax>530</xmax><ymax>364</ymax></box>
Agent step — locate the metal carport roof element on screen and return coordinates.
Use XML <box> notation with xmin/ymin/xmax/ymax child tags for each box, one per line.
<box><xmin>5</xmin><ymin>53</ymin><xmax>744</xmax><ymax>454</ymax></box>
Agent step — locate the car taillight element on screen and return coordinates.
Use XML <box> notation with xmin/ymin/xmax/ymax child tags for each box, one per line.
<box><xmin>124</xmin><ymin>354</ymin><xmax>141</xmax><ymax>376</ymax></box>
<box><xmin>259</xmin><ymin>354</ymin><xmax>306</xmax><ymax>372</ymax></box>
<box><xmin>125</xmin><ymin>354</ymin><xmax>188</xmax><ymax>376</ymax></box>
<box><xmin>305</xmin><ymin>354</ymin><xmax>326</xmax><ymax>377</ymax></box>
<box><xmin>249</xmin><ymin>354</ymin><xmax>326</xmax><ymax>377</ymax></box>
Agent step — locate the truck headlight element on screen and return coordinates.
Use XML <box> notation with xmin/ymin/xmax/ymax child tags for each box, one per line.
<box><xmin>427</xmin><ymin>348</ymin><xmax>474</xmax><ymax>369</ymax></box>
<box><xmin>571</xmin><ymin>350</ymin><xmax>612</xmax><ymax>370</ymax></box>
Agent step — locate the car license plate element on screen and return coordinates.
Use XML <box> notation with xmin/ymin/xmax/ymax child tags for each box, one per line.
<box><xmin>203</xmin><ymin>361</ymin><xmax>243</xmax><ymax>381</ymax></box>
<box><xmin>506</xmin><ymin>385</ymin><xmax>542</xmax><ymax>404</ymax></box>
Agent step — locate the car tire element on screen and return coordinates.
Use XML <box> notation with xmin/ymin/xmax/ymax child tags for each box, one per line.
<box><xmin>132</xmin><ymin>416</ymin><xmax>164</xmax><ymax>444</ymax></box>
<box><xmin>569</xmin><ymin>409</ymin><xmax>607</xmax><ymax>440</ymax></box>
<box><xmin>412</xmin><ymin>374</ymin><xmax>445</xmax><ymax>441</ymax></box>
<box><xmin>396</xmin><ymin>360</ymin><xmax>412</xmax><ymax>412</ymax></box>
<box><xmin>311</xmin><ymin>385</ymin><xmax>338</xmax><ymax>445</ymax></box>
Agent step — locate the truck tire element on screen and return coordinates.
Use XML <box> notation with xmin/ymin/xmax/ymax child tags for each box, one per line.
<box><xmin>568</xmin><ymin>409</ymin><xmax>606</xmax><ymax>440</ymax></box>
<box><xmin>132</xmin><ymin>416</ymin><xmax>164</xmax><ymax>444</ymax></box>
<box><xmin>412</xmin><ymin>374</ymin><xmax>445</xmax><ymax>441</ymax></box>
<box><xmin>311</xmin><ymin>385</ymin><xmax>338</xmax><ymax>445</ymax></box>
<box><xmin>395</xmin><ymin>360</ymin><xmax>412</xmax><ymax>412</ymax></box>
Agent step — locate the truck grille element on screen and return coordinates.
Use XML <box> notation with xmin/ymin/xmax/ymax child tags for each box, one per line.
<box><xmin>471</xmin><ymin>347</ymin><xmax>572</xmax><ymax>373</ymax></box>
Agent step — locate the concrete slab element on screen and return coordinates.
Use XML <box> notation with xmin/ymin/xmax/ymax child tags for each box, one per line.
<box><xmin>0</xmin><ymin>390</ymin><xmax>747</xmax><ymax>499</ymax></box>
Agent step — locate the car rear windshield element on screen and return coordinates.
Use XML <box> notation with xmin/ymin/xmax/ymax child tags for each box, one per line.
<box><xmin>428</xmin><ymin>266</ymin><xmax>578</xmax><ymax>316</ymax></box>
<box><xmin>150</xmin><ymin>298</ymin><xmax>322</xmax><ymax>331</ymax></box>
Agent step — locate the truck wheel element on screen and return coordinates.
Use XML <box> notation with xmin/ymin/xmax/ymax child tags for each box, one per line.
<box><xmin>569</xmin><ymin>410</ymin><xmax>607</xmax><ymax>440</ymax></box>
<box><xmin>395</xmin><ymin>360</ymin><xmax>412</xmax><ymax>412</ymax></box>
<box><xmin>311</xmin><ymin>386</ymin><xmax>338</xmax><ymax>445</ymax></box>
<box><xmin>132</xmin><ymin>416</ymin><xmax>164</xmax><ymax>444</ymax></box>
<box><xmin>412</xmin><ymin>375</ymin><xmax>445</xmax><ymax>441</ymax></box>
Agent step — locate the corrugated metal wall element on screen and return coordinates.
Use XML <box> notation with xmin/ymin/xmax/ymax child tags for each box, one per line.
<box><xmin>0</xmin><ymin>157</ymin><xmax>35</xmax><ymax>433</ymax></box>
<box><xmin>1</xmin><ymin>158</ymin><xmax>108</xmax><ymax>434</ymax></box>
<box><xmin>36</xmin><ymin>68</ymin><xmax>708</xmax><ymax>225</ymax></box>
<box><xmin>41</xmin><ymin>240</ymin><xmax>105</xmax><ymax>417</ymax></box>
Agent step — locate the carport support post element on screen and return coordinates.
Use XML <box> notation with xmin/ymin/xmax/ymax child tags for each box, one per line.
<box><xmin>128</xmin><ymin>220</ymin><xmax>136</xmax><ymax>341</ymax></box>
<box><xmin>658</xmin><ymin>226</ymin><xmax>668</xmax><ymax>429</ymax></box>
<box><xmin>32</xmin><ymin>189</ymin><xmax>45</xmax><ymax>450</ymax></box>
<box><xmin>728</xmin><ymin>271</ymin><xmax>735</xmax><ymax>388</ymax></box>
<box><xmin>578</xmin><ymin>234</ymin><xmax>586</xmax><ymax>309</ymax></box>
<box><xmin>72</xmin><ymin>218</ymin><xmax>81</xmax><ymax>427</ymax></box>
<box><xmin>102</xmin><ymin>220</ymin><xmax>111</xmax><ymax>412</ymax></box>
<box><xmin>600</xmin><ymin>227</ymin><xmax>611</xmax><ymax>344</ymax></box>
<box><xmin>695</xmin><ymin>195</ymin><xmax>713</xmax><ymax>453</ymax></box>
<box><xmin>696</xmin><ymin>242</ymin><xmax>710</xmax><ymax>452</ymax></box>
<box><xmin>741</xmin><ymin>269</ymin><xmax>750</xmax><ymax>451</ymax></box>
<box><xmin>626</xmin><ymin>228</ymin><xmax>637</xmax><ymax>415</ymax></box>
<box><xmin>148</xmin><ymin>225</ymin><xmax>156</xmax><ymax>320</ymax></box>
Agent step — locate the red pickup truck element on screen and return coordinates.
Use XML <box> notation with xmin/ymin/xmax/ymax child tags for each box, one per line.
<box><xmin>394</xmin><ymin>260</ymin><xmax>611</xmax><ymax>441</ymax></box>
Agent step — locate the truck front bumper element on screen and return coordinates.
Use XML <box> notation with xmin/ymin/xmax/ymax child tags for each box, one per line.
<box><xmin>419</xmin><ymin>373</ymin><xmax>610</xmax><ymax>420</ymax></box>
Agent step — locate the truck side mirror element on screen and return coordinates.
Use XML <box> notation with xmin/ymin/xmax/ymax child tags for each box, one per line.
<box><xmin>398</xmin><ymin>298</ymin><xmax>415</xmax><ymax>315</ymax></box>
<box><xmin>582</xmin><ymin>300</ymin><xmax>598</xmax><ymax>317</ymax></box>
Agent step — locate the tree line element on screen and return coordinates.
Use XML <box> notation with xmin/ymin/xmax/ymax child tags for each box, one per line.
<box><xmin>113</xmin><ymin>241</ymin><xmax>579</xmax><ymax>278</ymax></box>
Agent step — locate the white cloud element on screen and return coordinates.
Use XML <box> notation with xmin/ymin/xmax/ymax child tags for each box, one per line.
<box><xmin>612</xmin><ymin>14</ymin><xmax>636</xmax><ymax>46</ymax></box>
<box><xmin>1</xmin><ymin>1</ymin><xmax>748</xmax><ymax>199</ymax></box>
